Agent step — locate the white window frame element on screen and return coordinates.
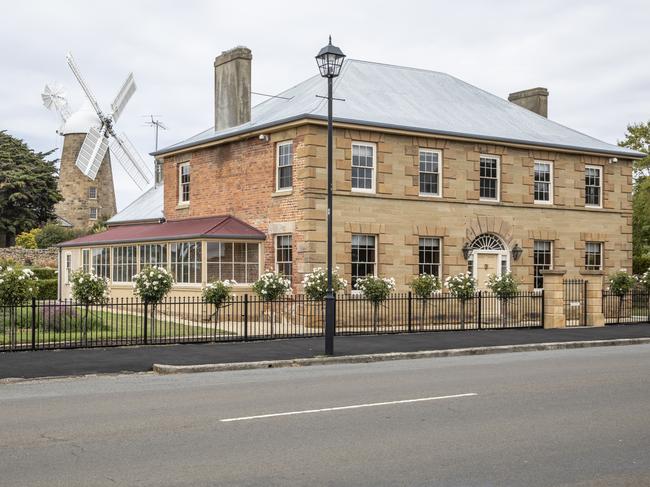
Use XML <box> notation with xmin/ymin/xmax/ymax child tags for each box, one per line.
<box><xmin>276</xmin><ymin>141</ymin><xmax>293</xmax><ymax>192</ymax></box>
<box><xmin>533</xmin><ymin>160</ymin><xmax>553</xmax><ymax>205</ymax></box>
<box><xmin>419</xmin><ymin>149</ymin><xmax>442</xmax><ymax>198</ymax></box>
<box><xmin>351</xmin><ymin>142</ymin><xmax>376</xmax><ymax>194</ymax></box>
<box><xmin>533</xmin><ymin>240</ymin><xmax>553</xmax><ymax>290</ymax></box>
<box><xmin>418</xmin><ymin>237</ymin><xmax>442</xmax><ymax>278</ymax></box>
<box><xmin>170</xmin><ymin>240</ymin><xmax>202</xmax><ymax>284</ymax></box>
<box><xmin>89</xmin><ymin>207</ymin><xmax>98</xmax><ymax>220</ymax></box>
<box><xmin>585</xmin><ymin>241</ymin><xmax>603</xmax><ymax>271</ymax></box>
<box><xmin>111</xmin><ymin>246</ymin><xmax>137</xmax><ymax>283</ymax></box>
<box><xmin>479</xmin><ymin>154</ymin><xmax>500</xmax><ymax>202</ymax></box>
<box><xmin>274</xmin><ymin>234</ymin><xmax>293</xmax><ymax>281</ymax></box>
<box><xmin>88</xmin><ymin>187</ymin><xmax>97</xmax><ymax>200</ymax></box>
<box><xmin>585</xmin><ymin>165</ymin><xmax>603</xmax><ymax>209</ymax></box>
<box><xmin>178</xmin><ymin>162</ymin><xmax>190</xmax><ymax>205</ymax></box>
<box><xmin>351</xmin><ymin>234</ymin><xmax>377</xmax><ymax>289</ymax></box>
<box><xmin>205</xmin><ymin>241</ymin><xmax>260</xmax><ymax>284</ymax></box>
<box><xmin>65</xmin><ymin>253</ymin><xmax>72</xmax><ymax>284</ymax></box>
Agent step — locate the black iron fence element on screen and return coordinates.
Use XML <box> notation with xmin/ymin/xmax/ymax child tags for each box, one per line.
<box><xmin>603</xmin><ymin>289</ymin><xmax>650</xmax><ymax>325</ymax></box>
<box><xmin>0</xmin><ymin>291</ymin><xmax>544</xmax><ymax>352</ymax></box>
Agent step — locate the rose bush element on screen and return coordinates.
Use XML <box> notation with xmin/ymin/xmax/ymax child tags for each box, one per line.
<box><xmin>354</xmin><ymin>275</ymin><xmax>395</xmax><ymax>304</ymax></box>
<box><xmin>409</xmin><ymin>274</ymin><xmax>442</xmax><ymax>298</ymax></box>
<box><xmin>253</xmin><ymin>271</ymin><xmax>291</xmax><ymax>302</ymax></box>
<box><xmin>302</xmin><ymin>267</ymin><xmax>347</xmax><ymax>300</ymax></box>
<box><xmin>444</xmin><ymin>272</ymin><xmax>477</xmax><ymax>300</ymax></box>
<box><xmin>485</xmin><ymin>272</ymin><xmax>519</xmax><ymax>299</ymax></box>
<box><xmin>69</xmin><ymin>269</ymin><xmax>109</xmax><ymax>305</ymax></box>
<box><xmin>608</xmin><ymin>270</ymin><xmax>636</xmax><ymax>296</ymax></box>
<box><xmin>0</xmin><ymin>265</ymin><xmax>38</xmax><ymax>306</ymax></box>
<box><xmin>133</xmin><ymin>266</ymin><xmax>174</xmax><ymax>304</ymax></box>
<box><xmin>203</xmin><ymin>279</ymin><xmax>236</xmax><ymax>308</ymax></box>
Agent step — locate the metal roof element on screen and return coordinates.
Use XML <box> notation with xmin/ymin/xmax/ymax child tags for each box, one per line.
<box><xmin>107</xmin><ymin>184</ymin><xmax>164</xmax><ymax>226</ymax></box>
<box><xmin>59</xmin><ymin>215</ymin><xmax>265</xmax><ymax>247</ymax></box>
<box><xmin>154</xmin><ymin>59</ymin><xmax>643</xmax><ymax>158</ymax></box>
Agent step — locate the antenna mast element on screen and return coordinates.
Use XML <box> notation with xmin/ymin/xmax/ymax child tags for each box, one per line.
<box><xmin>145</xmin><ymin>115</ymin><xmax>167</xmax><ymax>151</ymax></box>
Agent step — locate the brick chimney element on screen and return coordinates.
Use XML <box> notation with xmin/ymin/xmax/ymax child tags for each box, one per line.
<box><xmin>508</xmin><ymin>87</ymin><xmax>549</xmax><ymax>118</ymax></box>
<box><xmin>214</xmin><ymin>46</ymin><xmax>252</xmax><ymax>131</ymax></box>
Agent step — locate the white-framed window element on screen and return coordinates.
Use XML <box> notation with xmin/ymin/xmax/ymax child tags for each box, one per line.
<box><xmin>178</xmin><ymin>162</ymin><xmax>190</xmax><ymax>204</ymax></box>
<box><xmin>170</xmin><ymin>241</ymin><xmax>202</xmax><ymax>283</ymax></box>
<box><xmin>585</xmin><ymin>165</ymin><xmax>602</xmax><ymax>208</ymax></box>
<box><xmin>418</xmin><ymin>237</ymin><xmax>441</xmax><ymax>277</ymax></box>
<box><xmin>419</xmin><ymin>149</ymin><xmax>442</xmax><ymax>197</ymax></box>
<box><xmin>351</xmin><ymin>234</ymin><xmax>376</xmax><ymax>287</ymax></box>
<box><xmin>275</xmin><ymin>235</ymin><xmax>293</xmax><ymax>281</ymax></box>
<box><xmin>206</xmin><ymin>242</ymin><xmax>259</xmax><ymax>284</ymax></box>
<box><xmin>89</xmin><ymin>207</ymin><xmax>98</xmax><ymax>220</ymax></box>
<box><xmin>89</xmin><ymin>247</ymin><xmax>110</xmax><ymax>279</ymax></box>
<box><xmin>533</xmin><ymin>240</ymin><xmax>553</xmax><ymax>289</ymax></box>
<box><xmin>140</xmin><ymin>244</ymin><xmax>168</xmax><ymax>270</ymax></box>
<box><xmin>88</xmin><ymin>187</ymin><xmax>97</xmax><ymax>199</ymax></box>
<box><xmin>534</xmin><ymin>160</ymin><xmax>553</xmax><ymax>204</ymax></box>
<box><xmin>82</xmin><ymin>249</ymin><xmax>90</xmax><ymax>273</ymax></box>
<box><xmin>276</xmin><ymin>141</ymin><xmax>293</xmax><ymax>191</ymax></box>
<box><xmin>112</xmin><ymin>246</ymin><xmax>137</xmax><ymax>283</ymax></box>
<box><xmin>65</xmin><ymin>253</ymin><xmax>72</xmax><ymax>284</ymax></box>
<box><xmin>585</xmin><ymin>242</ymin><xmax>603</xmax><ymax>271</ymax></box>
<box><xmin>479</xmin><ymin>155</ymin><xmax>500</xmax><ymax>201</ymax></box>
<box><xmin>351</xmin><ymin>142</ymin><xmax>375</xmax><ymax>193</ymax></box>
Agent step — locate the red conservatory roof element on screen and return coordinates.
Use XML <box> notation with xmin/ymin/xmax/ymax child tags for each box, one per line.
<box><xmin>59</xmin><ymin>215</ymin><xmax>265</xmax><ymax>247</ymax></box>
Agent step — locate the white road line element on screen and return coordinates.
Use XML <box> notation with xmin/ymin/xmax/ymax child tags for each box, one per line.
<box><xmin>219</xmin><ymin>393</ymin><xmax>478</xmax><ymax>422</ymax></box>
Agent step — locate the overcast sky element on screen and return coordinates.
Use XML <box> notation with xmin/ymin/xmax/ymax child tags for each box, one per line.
<box><xmin>2</xmin><ymin>0</ymin><xmax>649</xmax><ymax>210</ymax></box>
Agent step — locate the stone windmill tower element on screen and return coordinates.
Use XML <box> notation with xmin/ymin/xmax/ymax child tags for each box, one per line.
<box><xmin>42</xmin><ymin>54</ymin><xmax>153</xmax><ymax>229</ymax></box>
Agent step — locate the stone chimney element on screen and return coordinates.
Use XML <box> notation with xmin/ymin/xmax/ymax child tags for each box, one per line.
<box><xmin>508</xmin><ymin>87</ymin><xmax>549</xmax><ymax>118</ymax></box>
<box><xmin>214</xmin><ymin>46</ymin><xmax>252</xmax><ymax>131</ymax></box>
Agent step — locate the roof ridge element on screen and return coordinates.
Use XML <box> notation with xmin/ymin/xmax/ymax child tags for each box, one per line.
<box><xmin>346</xmin><ymin>58</ymin><xmax>448</xmax><ymax>77</ymax></box>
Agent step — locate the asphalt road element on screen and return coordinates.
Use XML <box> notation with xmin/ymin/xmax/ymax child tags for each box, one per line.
<box><xmin>1</xmin><ymin>345</ymin><xmax>649</xmax><ymax>486</ymax></box>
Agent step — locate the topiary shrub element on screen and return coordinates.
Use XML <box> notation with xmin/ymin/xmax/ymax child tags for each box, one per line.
<box><xmin>409</xmin><ymin>274</ymin><xmax>442</xmax><ymax>298</ymax></box>
<box><xmin>0</xmin><ymin>265</ymin><xmax>38</xmax><ymax>347</ymax></box>
<box><xmin>302</xmin><ymin>267</ymin><xmax>347</xmax><ymax>301</ymax></box>
<box><xmin>355</xmin><ymin>275</ymin><xmax>396</xmax><ymax>332</ymax></box>
<box><xmin>444</xmin><ymin>272</ymin><xmax>477</xmax><ymax>330</ymax></box>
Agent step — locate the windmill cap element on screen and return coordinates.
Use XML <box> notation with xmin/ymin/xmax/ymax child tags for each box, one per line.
<box><xmin>60</xmin><ymin>102</ymin><xmax>100</xmax><ymax>135</ymax></box>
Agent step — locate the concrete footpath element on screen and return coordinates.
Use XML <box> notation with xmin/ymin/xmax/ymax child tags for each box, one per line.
<box><xmin>1</xmin><ymin>324</ymin><xmax>650</xmax><ymax>380</ymax></box>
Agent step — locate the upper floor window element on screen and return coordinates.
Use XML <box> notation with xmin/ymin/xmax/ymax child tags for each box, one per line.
<box><xmin>479</xmin><ymin>155</ymin><xmax>500</xmax><ymax>201</ymax></box>
<box><xmin>206</xmin><ymin>242</ymin><xmax>259</xmax><ymax>284</ymax></box>
<box><xmin>275</xmin><ymin>235</ymin><xmax>293</xmax><ymax>281</ymax></box>
<box><xmin>585</xmin><ymin>165</ymin><xmax>602</xmax><ymax>208</ymax></box>
<box><xmin>419</xmin><ymin>149</ymin><xmax>441</xmax><ymax>197</ymax></box>
<box><xmin>585</xmin><ymin>242</ymin><xmax>603</xmax><ymax>270</ymax></box>
<box><xmin>351</xmin><ymin>142</ymin><xmax>375</xmax><ymax>193</ymax></box>
<box><xmin>276</xmin><ymin>142</ymin><xmax>293</xmax><ymax>191</ymax></box>
<box><xmin>170</xmin><ymin>241</ymin><xmax>201</xmax><ymax>283</ymax></box>
<box><xmin>351</xmin><ymin>234</ymin><xmax>376</xmax><ymax>287</ymax></box>
<box><xmin>112</xmin><ymin>246</ymin><xmax>137</xmax><ymax>283</ymax></box>
<box><xmin>418</xmin><ymin>237</ymin><xmax>441</xmax><ymax>277</ymax></box>
<box><xmin>533</xmin><ymin>240</ymin><xmax>553</xmax><ymax>289</ymax></box>
<box><xmin>534</xmin><ymin>161</ymin><xmax>553</xmax><ymax>204</ymax></box>
<box><xmin>88</xmin><ymin>187</ymin><xmax>97</xmax><ymax>199</ymax></box>
<box><xmin>178</xmin><ymin>162</ymin><xmax>190</xmax><ymax>204</ymax></box>
<box><xmin>89</xmin><ymin>207</ymin><xmax>98</xmax><ymax>220</ymax></box>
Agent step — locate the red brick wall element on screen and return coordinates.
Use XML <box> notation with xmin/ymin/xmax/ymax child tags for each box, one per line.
<box><xmin>162</xmin><ymin>130</ymin><xmax>306</xmax><ymax>286</ymax></box>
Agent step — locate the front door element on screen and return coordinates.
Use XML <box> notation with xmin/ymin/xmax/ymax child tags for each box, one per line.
<box><xmin>475</xmin><ymin>252</ymin><xmax>500</xmax><ymax>290</ymax></box>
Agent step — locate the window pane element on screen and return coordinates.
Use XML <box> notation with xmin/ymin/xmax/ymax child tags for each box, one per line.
<box><xmin>480</xmin><ymin>156</ymin><xmax>499</xmax><ymax>200</ymax></box>
<box><xmin>419</xmin><ymin>151</ymin><xmax>440</xmax><ymax>195</ymax></box>
<box><xmin>275</xmin><ymin>235</ymin><xmax>292</xmax><ymax>282</ymax></box>
<box><xmin>277</xmin><ymin>142</ymin><xmax>293</xmax><ymax>190</ymax></box>
<box><xmin>585</xmin><ymin>167</ymin><xmax>601</xmax><ymax>206</ymax></box>
<box><xmin>418</xmin><ymin>237</ymin><xmax>441</xmax><ymax>277</ymax></box>
<box><xmin>533</xmin><ymin>240</ymin><xmax>552</xmax><ymax>289</ymax></box>
<box><xmin>351</xmin><ymin>234</ymin><xmax>376</xmax><ymax>287</ymax></box>
<box><xmin>352</xmin><ymin>144</ymin><xmax>374</xmax><ymax>190</ymax></box>
<box><xmin>585</xmin><ymin>242</ymin><xmax>602</xmax><ymax>270</ymax></box>
<box><xmin>534</xmin><ymin>162</ymin><xmax>551</xmax><ymax>202</ymax></box>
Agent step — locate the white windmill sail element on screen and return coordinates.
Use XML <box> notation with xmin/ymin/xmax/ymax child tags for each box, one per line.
<box><xmin>41</xmin><ymin>83</ymin><xmax>71</xmax><ymax>122</ymax></box>
<box><xmin>63</xmin><ymin>52</ymin><xmax>153</xmax><ymax>188</ymax></box>
<box><xmin>77</xmin><ymin>125</ymin><xmax>110</xmax><ymax>179</ymax></box>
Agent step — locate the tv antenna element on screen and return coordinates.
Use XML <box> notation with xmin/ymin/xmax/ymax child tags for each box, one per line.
<box><xmin>144</xmin><ymin>115</ymin><xmax>167</xmax><ymax>151</ymax></box>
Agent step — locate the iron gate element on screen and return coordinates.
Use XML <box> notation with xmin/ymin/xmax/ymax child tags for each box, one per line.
<box><xmin>564</xmin><ymin>279</ymin><xmax>587</xmax><ymax>327</ymax></box>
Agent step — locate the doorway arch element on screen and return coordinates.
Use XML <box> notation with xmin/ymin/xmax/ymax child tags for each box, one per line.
<box><xmin>466</xmin><ymin>233</ymin><xmax>510</xmax><ymax>287</ymax></box>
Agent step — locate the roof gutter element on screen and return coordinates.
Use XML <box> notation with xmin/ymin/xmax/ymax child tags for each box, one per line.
<box><xmin>152</xmin><ymin>115</ymin><xmax>645</xmax><ymax>160</ymax></box>
<box><xmin>58</xmin><ymin>233</ymin><xmax>266</xmax><ymax>248</ymax></box>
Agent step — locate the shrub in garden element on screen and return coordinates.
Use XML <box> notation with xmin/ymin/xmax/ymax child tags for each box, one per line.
<box><xmin>133</xmin><ymin>266</ymin><xmax>174</xmax><ymax>304</ymax></box>
<box><xmin>36</xmin><ymin>278</ymin><xmax>58</xmax><ymax>300</ymax></box>
<box><xmin>485</xmin><ymin>272</ymin><xmax>519</xmax><ymax>299</ymax></box>
<box><xmin>35</xmin><ymin>222</ymin><xmax>84</xmax><ymax>249</ymax></box>
<box><xmin>0</xmin><ymin>265</ymin><xmax>38</xmax><ymax>346</ymax></box>
<box><xmin>444</xmin><ymin>272</ymin><xmax>477</xmax><ymax>300</ymax></box>
<box><xmin>302</xmin><ymin>267</ymin><xmax>347</xmax><ymax>300</ymax></box>
<box><xmin>409</xmin><ymin>274</ymin><xmax>441</xmax><ymax>298</ymax></box>
<box><xmin>608</xmin><ymin>270</ymin><xmax>636</xmax><ymax>296</ymax></box>
<box><xmin>70</xmin><ymin>269</ymin><xmax>109</xmax><ymax>305</ymax></box>
<box><xmin>15</xmin><ymin>228</ymin><xmax>41</xmax><ymax>249</ymax></box>
<box><xmin>637</xmin><ymin>270</ymin><xmax>650</xmax><ymax>291</ymax></box>
<box><xmin>203</xmin><ymin>279</ymin><xmax>236</xmax><ymax>308</ymax></box>
<box><xmin>30</xmin><ymin>267</ymin><xmax>57</xmax><ymax>280</ymax></box>
<box><xmin>355</xmin><ymin>276</ymin><xmax>396</xmax><ymax>332</ymax></box>
<box><xmin>253</xmin><ymin>271</ymin><xmax>291</xmax><ymax>302</ymax></box>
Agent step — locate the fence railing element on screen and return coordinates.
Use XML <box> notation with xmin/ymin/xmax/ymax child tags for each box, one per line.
<box><xmin>0</xmin><ymin>291</ymin><xmax>544</xmax><ymax>352</ymax></box>
<box><xmin>603</xmin><ymin>289</ymin><xmax>650</xmax><ymax>325</ymax></box>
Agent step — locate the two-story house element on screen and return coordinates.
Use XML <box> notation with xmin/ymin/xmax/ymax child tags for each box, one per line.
<box><xmin>57</xmin><ymin>46</ymin><xmax>643</xmax><ymax>298</ymax></box>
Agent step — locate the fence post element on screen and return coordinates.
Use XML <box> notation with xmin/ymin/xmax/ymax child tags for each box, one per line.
<box><xmin>407</xmin><ymin>292</ymin><xmax>412</xmax><ymax>333</ymax></box>
<box><xmin>243</xmin><ymin>294</ymin><xmax>249</xmax><ymax>341</ymax></box>
<box><xmin>143</xmin><ymin>302</ymin><xmax>148</xmax><ymax>345</ymax></box>
<box><xmin>31</xmin><ymin>297</ymin><xmax>36</xmax><ymax>351</ymax></box>
<box><xmin>477</xmin><ymin>291</ymin><xmax>482</xmax><ymax>330</ymax></box>
<box><xmin>541</xmin><ymin>290</ymin><xmax>545</xmax><ymax>328</ymax></box>
<box><xmin>584</xmin><ymin>280</ymin><xmax>589</xmax><ymax>326</ymax></box>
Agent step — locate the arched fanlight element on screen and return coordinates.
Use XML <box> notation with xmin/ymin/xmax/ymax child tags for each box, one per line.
<box><xmin>315</xmin><ymin>36</ymin><xmax>346</xmax><ymax>78</ymax></box>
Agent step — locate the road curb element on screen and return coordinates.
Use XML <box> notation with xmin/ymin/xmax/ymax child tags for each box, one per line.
<box><xmin>152</xmin><ymin>337</ymin><xmax>650</xmax><ymax>375</ymax></box>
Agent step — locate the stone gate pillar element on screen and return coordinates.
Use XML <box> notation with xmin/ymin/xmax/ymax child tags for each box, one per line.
<box><xmin>579</xmin><ymin>271</ymin><xmax>605</xmax><ymax>327</ymax></box>
<box><xmin>541</xmin><ymin>269</ymin><xmax>566</xmax><ymax>329</ymax></box>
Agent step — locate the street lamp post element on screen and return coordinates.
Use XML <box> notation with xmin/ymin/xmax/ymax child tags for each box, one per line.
<box><xmin>315</xmin><ymin>37</ymin><xmax>346</xmax><ymax>356</ymax></box>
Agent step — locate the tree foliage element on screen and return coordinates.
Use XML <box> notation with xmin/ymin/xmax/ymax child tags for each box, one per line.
<box><xmin>0</xmin><ymin>131</ymin><xmax>61</xmax><ymax>245</ymax></box>
<box><xmin>619</xmin><ymin>121</ymin><xmax>650</xmax><ymax>274</ymax></box>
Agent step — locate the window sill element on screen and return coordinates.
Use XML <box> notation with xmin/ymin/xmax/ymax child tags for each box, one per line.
<box><xmin>351</xmin><ymin>189</ymin><xmax>376</xmax><ymax>195</ymax></box>
<box><xmin>272</xmin><ymin>189</ymin><xmax>293</xmax><ymax>197</ymax></box>
<box><xmin>419</xmin><ymin>193</ymin><xmax>442</xmax><ymax>199</ymax></box>
<box><xmin>585</xmin><ymin>205</ymin><xmax>603</xmax><ymax>210</ymax></box>
<box><xmin>176</xmin><ymin>203</ymin><xmax>190</xmax><ymax>210</ymax></box>
<box><xmin>534</xmin><ymin>200</ymin><xmax>553</xmax><ymax>205</ymax></box>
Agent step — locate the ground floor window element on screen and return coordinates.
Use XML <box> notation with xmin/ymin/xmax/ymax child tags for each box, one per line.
<box><xmin>90</xmin><ymin>248</ymin><xmax>110</xmax><ymax>279</ymax></box>
<box><xmin>112</xmin><ymin>246</ymin><xmax>137</xmax><ymax>282</ymax></box>
<box><xmin>65</xmin><ymin>253</ymin><xmax>72</xmax><ymax>284</ymax></box>
<box><xmin>585</xmin><ymin>242</ymin><xmax>603</xmax><ymax>271</ymax></box>
<box><xmin>351</xmin><ymin>234</ymin><xmax>376</xmax><ymax>288</ymax></box>
<box><xmin>171</xmin><ymin>241</ymin><xmax>202</xmax><ymax>283</ymax></box>
<box><xmin>140</xmin><ymin>244</ymin><xmax>168</xmax><ymax>269</ymax></box>
<box><xmin>418</xmin><ymin>237</ymin><xmax>441</xmax><ymax>277</ymax></box>
<box><xmin>275</xmin><ymin>235</ymin><xmax>292</xmax><ymax>281</ymax></box>
<box><xmin>533</xmin><ymin>240</ymin><xmax>552</xmax><ymax>289</ymax></box>
<box><xmin>206</xmin><ymin>242</ymin><xmax>259</xmax><ymax>283</ymax></box>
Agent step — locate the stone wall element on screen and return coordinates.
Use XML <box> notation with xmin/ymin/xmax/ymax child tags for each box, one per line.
<box><xmin>0</xmin><ymin>247</ymin><xmax>58</xmax><ymax>268</ymax></box>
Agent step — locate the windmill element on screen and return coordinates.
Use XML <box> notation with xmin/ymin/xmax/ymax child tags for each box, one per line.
<box><xmin>42</xmin><ymin>53</ymin><xmax>153</xmax><ymax>228</ymax></box>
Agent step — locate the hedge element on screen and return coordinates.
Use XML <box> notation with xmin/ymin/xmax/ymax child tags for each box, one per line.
<box><xmin>31</xmin><ymin>267</ymin><xmax>57</xmax><ymax>280</ymax></box>
<box><xmin>36</xmin><ymin>279</ymin><xmax>58</xmax><ymax>300</ymax></box>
